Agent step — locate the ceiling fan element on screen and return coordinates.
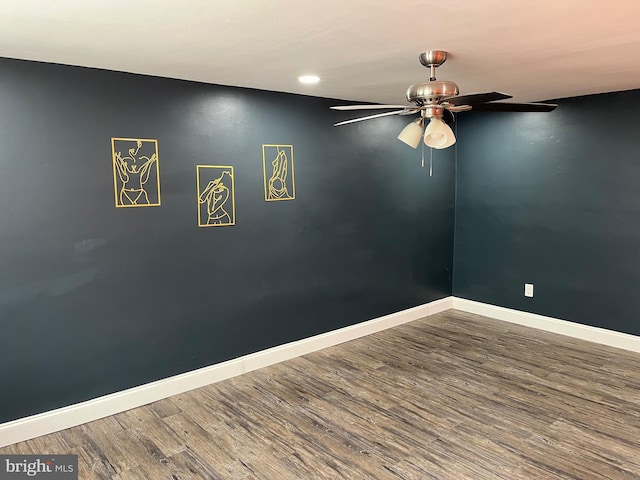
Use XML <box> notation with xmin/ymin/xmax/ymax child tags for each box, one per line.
<box><xmin>331</xmin><ymin>50</ymin><xmax>557</xmax><ymax>149</ymax></box>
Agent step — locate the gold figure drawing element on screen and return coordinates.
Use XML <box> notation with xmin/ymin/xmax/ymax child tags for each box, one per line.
<box><xmin>197</xmin><ymin>166</ymin><xmax>235</xmax><ymax>227</ymax></box>
<box><xmin>112</xmin><ymin>138</ymin><xmax>161</xmax><ymax>207</ymax></box>
<box><xmin>262</xmin><ymin>144</ymin><xmax>295</xmax><ymax>201</ymax></box>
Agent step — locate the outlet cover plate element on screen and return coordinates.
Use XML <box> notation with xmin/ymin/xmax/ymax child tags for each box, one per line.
<box><xmin>525</xmin><ymin>283</ymin><xmax>534</xmax><ymax>297</ymax></box>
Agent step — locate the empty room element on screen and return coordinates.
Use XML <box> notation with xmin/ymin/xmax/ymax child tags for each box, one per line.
<box><xmin>1</xmin><ymin>1</ymin><xmax>639</xmax><ymax>479</ymax></box>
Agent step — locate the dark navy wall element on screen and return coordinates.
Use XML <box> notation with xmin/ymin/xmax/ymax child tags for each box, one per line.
<box><xmin>454</xmin><ymin>89</ymin><xmax>640</xmax><ymax>336</ymax></box>
<box><xmin>0</xmin><ymin>58</ymin><xmax>455</xmax><ymax>423</ymax></box>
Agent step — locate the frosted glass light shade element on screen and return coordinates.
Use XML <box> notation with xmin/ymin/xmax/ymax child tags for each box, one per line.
<box><xmin>423</xmin><ymin>118</ymin><xmax>456</xmax><ymax>149</ymax></box>
<box><xmin>397</xmin><ymin>119</ymin><xmax>424</xmax><ymax>148</ymax></box>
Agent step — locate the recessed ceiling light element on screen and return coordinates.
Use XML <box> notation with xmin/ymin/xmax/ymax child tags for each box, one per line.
<box><xmin>298</xmin><ymin>75</ymin><xmax>320</xmax><ymax>84</ymax></box>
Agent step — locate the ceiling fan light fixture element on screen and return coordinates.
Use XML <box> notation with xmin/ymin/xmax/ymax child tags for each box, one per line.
<box><xmin>424</xmin><ymin>117</ymin><xmax>456</xmax><ymax>149</ymax></box>
<box><xmin>397</xmin><ymin>118</ymin><xmax>424</xmax><ymax>148</ymax></box>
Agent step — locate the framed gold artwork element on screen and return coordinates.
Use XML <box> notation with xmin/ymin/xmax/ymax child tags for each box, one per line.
<box><xmin>262</xmin><ymin>144</ymin><xmax>295</xmax><ymax>201</ymax></box>
<box><xmin>196</xmin><ymin>165</ymin><xmax>236</xmax><ymax>227</ymax></box>
<box><xmin>111</xmin><ymin>138</ymin><xmax>161</xmax><ymax>208</ymax></box>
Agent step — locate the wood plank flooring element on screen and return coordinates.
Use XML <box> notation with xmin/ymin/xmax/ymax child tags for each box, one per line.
<box><xmin>2</xmin><ymin>310</ymin><xmax>640</xmax><ymax>479</ymax></box>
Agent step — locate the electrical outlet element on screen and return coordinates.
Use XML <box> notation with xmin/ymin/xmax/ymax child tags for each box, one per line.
<box><xmin>524</xmin><ymin>283</ymin><xmax>534</xmax><ymax>297</ymax></box>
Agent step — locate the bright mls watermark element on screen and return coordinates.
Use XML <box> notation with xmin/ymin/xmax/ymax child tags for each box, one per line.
<box><xmin>0</xmin><ymin>455</ymin><xmax>77</xmax><ymax>479</ymax></box>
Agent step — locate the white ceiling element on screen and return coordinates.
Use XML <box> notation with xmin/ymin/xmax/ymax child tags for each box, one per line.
<box><xmin>1</xmin><ymin>0</ymin><xmax>640</xmax><ymax>105</ymax></box>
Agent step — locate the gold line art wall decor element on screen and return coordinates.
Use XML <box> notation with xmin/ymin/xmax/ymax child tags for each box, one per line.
<box><xmin>262</xmin><ymin>144</ymin><xmax>295</xmax><ymax>201</ymax></box>
<box><xmin>197</xmin><ymin>165</ymin><xmax>236</xmax><ymax>227</ymax></box>
<box><xmin>112</xmin><ymin>138</ymin><xmax>161</xmax><ymax>208</ymax></box>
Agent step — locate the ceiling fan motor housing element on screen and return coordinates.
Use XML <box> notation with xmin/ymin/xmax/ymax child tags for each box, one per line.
<box><xmin>406</xmin><ymin>81</ymin><xmax>459</xmax><ymax>107</ymax></box>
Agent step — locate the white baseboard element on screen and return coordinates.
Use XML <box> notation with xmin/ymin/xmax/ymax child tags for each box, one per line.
<box><xmin>453</xmin><ymin>298</ymin><xmax>640</xmax><ymax>354</ymax></box>
<box><xmin>0</xmin><ymin>296</ymin><xmax>453</xmax><ymax>448</ymax></box>
<box><xmin>5</xmin><ymin>296</ymin><xmax>636</xmax><ymax>448</ymax></box>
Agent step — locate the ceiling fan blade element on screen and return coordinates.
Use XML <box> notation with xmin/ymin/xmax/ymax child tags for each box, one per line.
<box><xmin>446</xmin><ymin>105</ymin><xmax>473</xmax><ymax>113</ymax></box>
<box><xmin>443</xmin><ymin>108</ymin><xmax>455</xmax><ymax>124</ymax></box>
<box><xmin>471</xmin><ymin>102</ymin><xmax>558</xmax><ymax>112</ymax></box>
<box><xmin>333</xmin><ymin>109</ymin><xmax>408</xmax><ymax>126</ymax></box>
<box><xmin>331</xmin><ymin>104</ymin><xmax>411</xmax><ymax>111</ymax></box>
<box><xmin>444</xmin><ymin>91</ymin><xmax>512</xmax><ymax>106</ymax></box>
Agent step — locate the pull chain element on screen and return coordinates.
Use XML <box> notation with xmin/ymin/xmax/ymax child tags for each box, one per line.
<box><xmin>430</xmin><ymin>147</ymin><xmax>433</xmax><ymax>176</ymax></box>
<box><xmin>421</xmin><ymin>141</ymin><xmax>425</xmax><ymax>168</ymax></box>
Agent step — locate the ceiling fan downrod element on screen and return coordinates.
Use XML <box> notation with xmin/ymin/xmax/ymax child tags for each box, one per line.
<box><xmin>407</xmin><ymin>51</ymin><xmax>459</xmax><ymax>114</ymax></box>
<box><xmin>419</xmin><ymin>50</ymin><xmax>448</xmax><ymax>81</ymax></box>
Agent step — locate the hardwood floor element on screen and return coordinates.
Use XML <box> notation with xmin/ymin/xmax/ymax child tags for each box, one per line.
<box><xmin>2</xmin><ymin>310</ymin><xmax>640</xmax><ymax>479</ymax></box>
